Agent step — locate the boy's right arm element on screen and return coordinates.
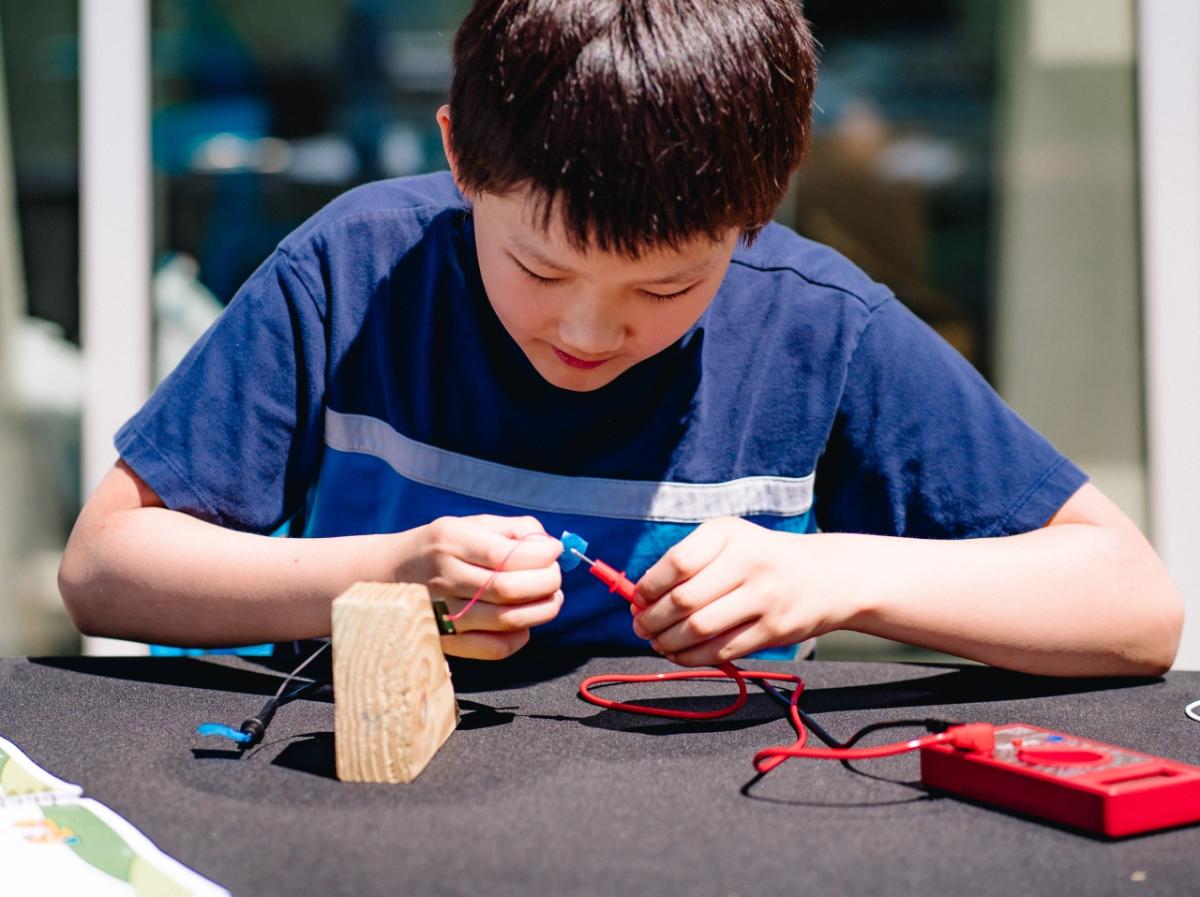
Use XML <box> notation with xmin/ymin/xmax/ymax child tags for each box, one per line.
<box><xmin>58</xmin><ymin>461</ymin><xmax>563</xmax><ymax>659</ymax></box>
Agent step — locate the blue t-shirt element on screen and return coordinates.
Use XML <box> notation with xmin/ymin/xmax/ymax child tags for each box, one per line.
<box><xmin>117</xmin><ymin>172</ymin><xmax>1088</xmax><ymax>650</ymax></box>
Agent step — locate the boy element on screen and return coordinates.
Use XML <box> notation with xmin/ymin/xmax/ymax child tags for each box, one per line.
<box><xmin>60</xmin><ymin>0</ymin><xmax>1181</xmax><ymax>675</ymax></box>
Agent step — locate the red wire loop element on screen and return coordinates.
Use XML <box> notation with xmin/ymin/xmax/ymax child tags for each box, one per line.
<box><xmin>579</xmin><ymin>662</ymin><xmax>797</xmax><ymax>721</ymax></box>
<box><xmin>463</xmin><ymin>534</ymin><xmax>947</xmax><ymax>773</ymax></box>
<box><xmin>580</xmin><ymin>661</ymin><xmax>954</xmax><ymax>773</ymax></box>
<box><xmin>580</xmin><ymin>661</ymin><xmax>811</xmax><ymax>771</ymax></box>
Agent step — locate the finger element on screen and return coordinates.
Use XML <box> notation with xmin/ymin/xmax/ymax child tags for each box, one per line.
<box><xmin>631</xmin><ymin>555</ymin><xmax>745</xmax><ymax>640</ymax></box>
<box><xmin>652</xmin><ymin>590</ymin><xmax>760</xmax><ymax>655</ymax></box>
<box><xmin>440</xmin><ymin>629</ymin><xmax>531</xmax><ymax>661</ymax></box>
<box><xmin>666</xmin><ymin>620</ymin><xmax>768</xmax><ymax>668</ymax></box>
<box><xmin>468</xmin><ymin>513</ymin><xmax>546</xmax><ymax>536</ymax></box>
<box><xmin>634</xmin><ymin>521</ymin><xmax>731</xmax><ymax>606</ymax></box>
<box><xmin>445</xmin><ymin>590</ymin><xmax>564</xmax><ymax>633</ymax></box>
<box><xmin>467</xmin><ymin>514</ymin><xmax>556</xmax><ymax>542</ymax></box>
<box><xmin>431</xmin><ymin>557</ymin><xmax>562</xmax><ymax>605</ymax></box>
<box><xmin>432</xmin><ymin>517</ymin><xmax>562</xmax><ymax>571</ymax></box>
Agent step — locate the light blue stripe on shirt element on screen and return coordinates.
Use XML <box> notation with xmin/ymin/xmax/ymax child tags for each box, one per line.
<box><xmin>311</xmin><ymin>412</ymin><xmax>818</xmax><ymax>655</ymax></box>
<box><xmin>324</xmin><ymin>409</ymin><xmax>815</xmax><ymax>523</ymax></box>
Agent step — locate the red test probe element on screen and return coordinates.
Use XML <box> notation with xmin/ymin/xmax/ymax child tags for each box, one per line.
<box><xmin>569</xmin><ymin>547</ymin><xmax>638</xmax><ymax>602</ymax></box>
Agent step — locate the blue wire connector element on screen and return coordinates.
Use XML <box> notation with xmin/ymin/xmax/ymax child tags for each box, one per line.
<box><xmin>559</xmin><ymin>531</ymin><xmax>589</xmax><ymax>571</ymax></box>
<box><xmin>196</xmin><ymin>722</ymin><xmax>254</xmax><ymax>745</ymax></box>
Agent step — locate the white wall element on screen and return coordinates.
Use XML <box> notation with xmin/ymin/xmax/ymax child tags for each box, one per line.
<box><xmin>1139</xmin><ymin>0</ymin><xmax>1200</xmax><ymax>670</ymax></box>
<box><xmin>80</xmin><ymin>0</ymin><xmax>152</xmax><ymax>656</ymax></box>
<box><xmin>994</xmin><ymin>0</ymin><xmax>1146</xmax><ymax>530</ymax></box>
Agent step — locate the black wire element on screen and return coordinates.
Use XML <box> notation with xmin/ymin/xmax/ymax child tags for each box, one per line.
<box><xmin>279</xmin><ymin>677</ymin><xmax>326</xmax><ymax>704</ymax></box>
<box><xmin>750</xmin><ymin>678</ymin><xmax>957</xmax><ymax>749</ymax></box>
<box><xmin>272</xmin><ymin>639</ymin><xmax>330</xmax><ymax>702</ymax></box>
<box><xmin>238</xmin><ymin>641</ymin><xmax>331</xmax><ymax>748</ymax></box>
<box><xmin>750</xmin><ymin>678</ymin><xmax>845</xmax><ymax>747</ymax></box>
<box><xmin>837</xmin><ymin>719</ymin><xmax>960</xmax><ymax>749</ymax></box>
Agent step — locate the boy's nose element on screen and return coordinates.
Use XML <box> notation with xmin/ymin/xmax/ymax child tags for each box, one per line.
<box><xmin>558</xmin><ymin>302</ymin><xmax>625</xmax><ymax>356</ymax></box>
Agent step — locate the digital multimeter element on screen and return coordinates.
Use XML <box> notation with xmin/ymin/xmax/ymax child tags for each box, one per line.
<box><xmin>920</xmin><ymin>723</ymin><xmax>1200</xmax><ymax>837</ymax></box>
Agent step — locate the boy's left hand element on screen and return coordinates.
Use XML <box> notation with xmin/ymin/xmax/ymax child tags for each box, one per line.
<box><xmin>631</xmin><ymin>518</ymin><xmax>855</xmax><ymax>666</ymax></box>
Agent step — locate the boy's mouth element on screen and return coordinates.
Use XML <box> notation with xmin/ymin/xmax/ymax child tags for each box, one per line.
<box><xmin>552</xmin><ymin>346</ymin><xmax>611</xmax><ymax>370</ymax></box>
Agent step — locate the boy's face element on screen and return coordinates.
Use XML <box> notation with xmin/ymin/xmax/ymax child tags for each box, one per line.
<box><xmin>442</xmin><ymin>96</ymin><xmax>738</xmax><ymax>393</ymax></box>
<box><xmin>469</xmin><ymin>187</ymin><xmax>739</xmax><ymax>392</ymax></box>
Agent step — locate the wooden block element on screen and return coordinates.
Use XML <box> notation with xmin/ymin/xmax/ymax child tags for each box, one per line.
<box><xmin>332</xmin><ymin>582</ymin><xmax>458</xmax><ymax>783</ymax></box>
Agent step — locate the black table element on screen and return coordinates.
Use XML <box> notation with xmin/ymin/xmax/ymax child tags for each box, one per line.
<box><xmin>2</xmin><ymin>651</ymin><xmax>1198</xmax><ymax>896</ymax></box>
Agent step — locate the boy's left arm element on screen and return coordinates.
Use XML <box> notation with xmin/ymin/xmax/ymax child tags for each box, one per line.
<box><xmin>631</xmin><ymin>483</ymin><xmax>1183</xmax><ymax>677</ymax></box>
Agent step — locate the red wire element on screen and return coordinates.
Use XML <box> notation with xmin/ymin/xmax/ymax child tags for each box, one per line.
<box><xmin>446</xmin><ymin>532</ymin><xmax>557</xmax><ymax>622</ymax></box>
<box><xmin>751</xmin><ymin>732</ymin><xmax>954</xmax><ymax>773</ymax></box>
<box><xmin>463</xmin><ymin>536</ymin><xmax>956</xmax><ymax>772</ymax></box>
<box><xmin>580</xmin><ymin>661</ymin><xmax>956</xmax><ymax>773</ymax></box>
<box><xmin>579</xmin><ymin>663</ymin><xmax>796</xmax><ymax>720</ymax></box>
<box><xmin>580</xmin><ymin>662</ymin><xmax>812</xmax><ymax>771</ymax></box>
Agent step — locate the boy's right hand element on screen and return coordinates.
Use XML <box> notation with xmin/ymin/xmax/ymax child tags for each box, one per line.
<box><xmin>404</xmin><ymin>515</ymin><xmax>564</xmax><ymax>661</ymax></box>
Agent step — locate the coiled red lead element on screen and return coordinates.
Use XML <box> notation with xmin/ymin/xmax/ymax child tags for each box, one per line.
<box><xmin>579</xmin><ymin>661</ymin><xmax>811</xmax><ymax>772</ymax></box>
<box><xmin>571</xmin><ymin>545</ymin><xmax>988</xmax><ymax>771</ymax></box>
<box><xmin>468</xmin><ymin>536</ymin><xmax>987</xmax><ymax>773</ymax></box>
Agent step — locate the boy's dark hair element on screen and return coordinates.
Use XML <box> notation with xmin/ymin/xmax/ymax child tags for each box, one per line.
<box><xmin>449</xmin><ymin>0</ymin><xmax>819</xmax><ymax>255</ymax></box>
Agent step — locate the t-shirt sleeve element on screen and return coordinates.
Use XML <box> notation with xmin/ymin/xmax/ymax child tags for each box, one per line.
<box><xmin>814</xmin><ymin>296</ymin><xmax>1088</xmax><ymax>538</ymax></box>
<box><xmin>115</xmin><ymin>249</ymin><xmax>327</xmax><ymax>533</ymax></box>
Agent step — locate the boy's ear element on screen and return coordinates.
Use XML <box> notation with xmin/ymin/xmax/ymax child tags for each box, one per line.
<box><xmin>435</xmin><ymin>105</ymin><xmax>467</xmax><ymax>195</ymax></box>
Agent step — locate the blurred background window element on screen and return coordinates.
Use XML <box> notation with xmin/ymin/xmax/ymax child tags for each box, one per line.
<box><xmin>0</xmin><ymin>1</ymin><xmax>82</xmax><ymax>655</ymax></box>
<box><xmin>148</xmin><ymin>0</ymin><xmax>471</xmax><ymax>381</ymax></box>
<box><xmin>795</xmin><ymin>0</ymin><xmax>1145</xmax><ymax>659</ymax></box>
<box><xmin>0</xmin><ymin>0</ymin><xmax>1173</xmax><ymax>658</ymax></box>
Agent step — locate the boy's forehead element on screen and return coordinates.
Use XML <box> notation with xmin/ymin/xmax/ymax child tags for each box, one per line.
<box><xmin>488</xmin><ymin>186</ymin><xmax>736</xmax><ymax>274</ymax></box>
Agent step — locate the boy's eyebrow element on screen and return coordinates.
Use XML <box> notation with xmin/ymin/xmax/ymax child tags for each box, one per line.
<box><xmin>508</xmin><ymin>234</ymin><xmax>717</xmax><ymax>284</ymax></box>
<box><xmin>508</xmin><ymin>236</ymin><xmax>571</xmax><ymax>272</ymax></box>
<box><xmin>638</xmin><ymin>260</ymin><xmax>716</xmax><ymax>286</ymax></box>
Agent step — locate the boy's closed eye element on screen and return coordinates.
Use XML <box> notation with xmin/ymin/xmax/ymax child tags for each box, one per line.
<box><xmin>508</xmin><ymin>252</ymin><xmax>697</xmax><ymax>301</ymax></box>
<box><xmin>638</xmin><ymin>283</ymin><xmax>696</xmax><ymax>301</ymax></box>
<box><xmin>509</xmin><ymin>253</ymin><xmax>565</xmax><ymax>285</ymax></box>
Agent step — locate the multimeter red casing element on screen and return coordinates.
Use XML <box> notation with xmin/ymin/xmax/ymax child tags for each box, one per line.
<box><xmin>920</xmin><ymin>723</ymin><xmax>1200</xmax><ymax>837</ymax></box>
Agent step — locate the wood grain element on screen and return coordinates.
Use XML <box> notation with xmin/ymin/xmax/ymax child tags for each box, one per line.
<box><xmin>332</xmin><ymin>582</ymin><xmax>458</xmax><ymax>783</ymax></box>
